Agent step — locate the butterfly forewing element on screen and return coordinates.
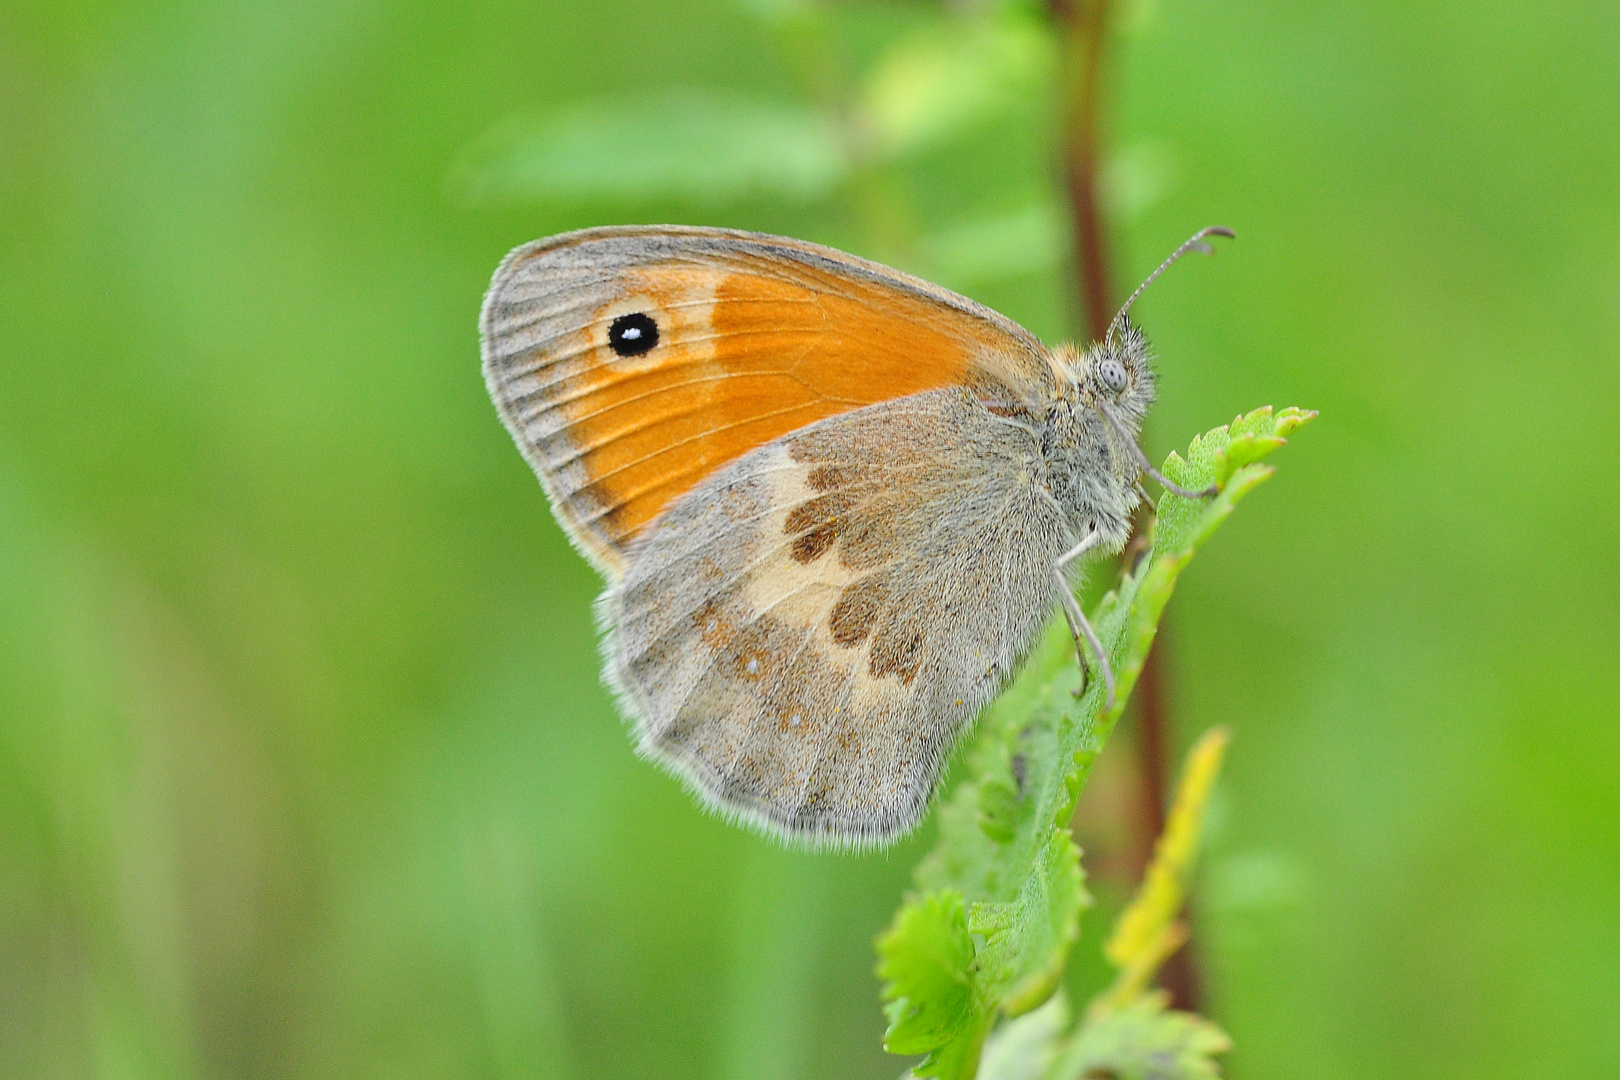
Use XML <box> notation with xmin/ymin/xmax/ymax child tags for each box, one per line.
<box><xmin>480</xmin><ymin>226</ymin><xmax>1056</xmax><ymax>576</ymax></box>
<box><xmin>601</xmin><ymin>389</ymin><xmax>1071</xmax><ymax>846</ymax></box>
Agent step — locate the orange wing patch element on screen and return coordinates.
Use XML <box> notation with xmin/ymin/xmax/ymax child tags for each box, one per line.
<box><xmin>481</xmin><ymin>226</ymin><xmax>1054</xmax><ymax>577</ymax></box>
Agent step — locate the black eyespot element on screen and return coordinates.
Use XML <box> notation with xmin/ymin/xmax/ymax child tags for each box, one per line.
<box><xmin>1098</xmin><ymin>358</ymin><xmax>1129</xmax><ymax>394</ymax></box>
<box><xmin>608</xmin><ymin>312</ymin><xmax>659</xmax><ymax>357</ymax></box>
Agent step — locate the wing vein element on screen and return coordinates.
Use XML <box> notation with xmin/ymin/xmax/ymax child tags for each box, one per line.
<box><xmin>569</xmin><ymin>402</ymin><xmax>832</xmax><ymax>520</ymax></box>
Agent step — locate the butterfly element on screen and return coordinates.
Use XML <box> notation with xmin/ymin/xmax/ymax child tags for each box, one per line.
<box><xmin>480</xmin><ymin>224</ymin><xmax>1230</xmax><ymax>847</ymax></box>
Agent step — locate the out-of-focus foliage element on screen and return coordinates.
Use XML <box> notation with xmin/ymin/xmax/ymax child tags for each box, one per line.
<box><xmin>3</xmin><ymin>0</ymin><xmax>1619</xmax><ymax>1077</ymax></box>
<box><xmin>878</xmin><ymin>410</ymin><xmax>1310</xmax><ymax>1077</ymax></box>
<box><xmin>452</xmin><ymin>0</ymin><xmax>1065</xmax><ymax>283</ymax></box>
<box><xmin>450</xmin><ymin>91</ymin><xmax>847</xmax><ymax>206</ymax></box>
<box><xmin>1050</xmin><ymin>994</ymin><xmax>1229</xmax><ymax>1080</ymax></box>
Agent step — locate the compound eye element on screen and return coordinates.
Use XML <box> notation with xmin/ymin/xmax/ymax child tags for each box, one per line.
<box><xmin>1098</xmin><ymin>358</ymin><xmax>1129</xmax><ymax>394</ymax></box>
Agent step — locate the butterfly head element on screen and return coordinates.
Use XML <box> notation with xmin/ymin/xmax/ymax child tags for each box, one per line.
<box><xmin>1085</xmin><ymin>316</ymin><xmax>1156</xmax><ymax>424</ymax></box>
<box><xmin>1064</xmin><ymin>223</ymin><xmax>1233</xmax><ymax>432</ymax></box>
<box><xmin>1050</xmin><ymin>316</ymin><xmax>1156</xmax><ymax>428</ymax></box>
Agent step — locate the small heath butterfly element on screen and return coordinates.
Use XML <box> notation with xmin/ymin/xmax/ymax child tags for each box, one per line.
<box><xmin>481</xmin><ymin>225</ymin><xmax>1230</xmax><ymax>846</ymax></box>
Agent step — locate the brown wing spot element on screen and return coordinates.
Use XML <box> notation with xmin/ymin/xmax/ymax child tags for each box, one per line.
<box><xmin>838</xmin><ymin>512</ymin><xmax>905</xmax><ymax>571</ymax></box>
<box><xmin>721</xmin><ymin>613</ymin><xmax>797</xmax><ymax>682</ymax></box>
<box><xmin>829</xmin><ymin>576</ymin><xmax>887</xmax><ymax>647</ymax></box>
<box><xmin>784</xmin><ymin>492</ymin><xmax>854</xmax><ymax>565</ymax></box>
<box><xmin>791</xmin><ymin>526</ymin><xmax>837</xmax><ymax>564</ymax></box>
<box><xmin>694</xmin><ymin>598</ymin><xmax>736</xmax><ymax>650</ymax></box>
<box><xmin>870</xmin><ymin>622</ymin><xmax>925</xmax><ymax>683</ymax></box>
<box><xmin>808</xmin><ymin>464</ymin><xmax>861</xmax><ymax>491</ymax></box>
<box><xmin>785</xmin><ymin>492</ymin><xmax>853</xmax><ymax>534</ymax></box>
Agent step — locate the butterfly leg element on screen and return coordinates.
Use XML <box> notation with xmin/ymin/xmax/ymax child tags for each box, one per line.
<box><xmin>1100</xmin><ymin>404</ymin><xmax>1218</xmax><ymax>500</ymax></box>
<box><xmin>1054</xmin><ymin>531</ymin><xmax>1117</xmax><ymax>711</ymax></box>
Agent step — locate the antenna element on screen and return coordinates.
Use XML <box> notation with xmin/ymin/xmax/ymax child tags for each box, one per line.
<box><xmin>1105</xmin><ymin>226</ymin><xmax>1235</xmax><ymax>345</ymax></box>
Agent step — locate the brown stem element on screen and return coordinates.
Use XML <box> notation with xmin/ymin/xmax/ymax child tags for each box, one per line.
<box><xmin>1055</xmin><ymin>0</ymin><xmax>1115</xmax><ymax>343</ymax></box>
<box><xmin>1051</xmin><ymin>0</ymin><xmax>1202</xmax><ymax>1013</ymax></box>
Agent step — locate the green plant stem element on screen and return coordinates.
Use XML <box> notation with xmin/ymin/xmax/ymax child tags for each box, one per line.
<box><xmin>1050</xmin><ymin>0</ymin><xmax>1202</xmax><ymax>1013</ymax></box>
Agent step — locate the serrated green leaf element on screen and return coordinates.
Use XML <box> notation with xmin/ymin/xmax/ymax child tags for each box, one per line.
<box><xmin>971</xmin><ymin>829</ymin><xmax>1086</xmax><ymax>1015</ymax></box>
<box><xmin>449</xmin><ymin>90</ymin><xmax>846</xmax><ymax>207</ymax></box>
<box><xmin>1155</xmin><ymin>407</ymin><xmax>1316</xmax><ymax>557</ymax></box>
<box><xmin>877</xmin><ymin>406</ymin><xmax>1313</xmax><ymax>1078</ymax></box>
<box><xmin>1213</xmin><ymin>433</ymin><xmax>1282</xmax><ymax>488</ymax></box>
<box><xmin>915</xmin><ymin>623</ymin><xmax>1079</xmax><ymax>903</ymax></box>
<box><xmin>1053</xmin><ymin>993</ymin><xmax>1231</xmax><ymax>1080</ymax></box>
<box><xmin>878</xmin><ymin>891</ymin><xmax>982</xmax><ymax>1064</ymax></box>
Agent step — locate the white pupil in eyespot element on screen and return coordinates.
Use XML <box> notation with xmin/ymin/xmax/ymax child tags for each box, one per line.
<box><xmin>622</xmin><ymin>327</ymin><xmax>640</xmax><ymax>339</ymax></box>
<box><xmin>1099</xmin><ymin>360</ymin><xmax>1128</xmax><ymax>393</ymax></box>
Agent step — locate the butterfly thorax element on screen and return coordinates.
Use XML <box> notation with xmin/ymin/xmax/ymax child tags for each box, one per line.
<box><xmin>1035</xmin><ymin>397</ymin><xmax>1140</xmax><ymax>553</ymax></box>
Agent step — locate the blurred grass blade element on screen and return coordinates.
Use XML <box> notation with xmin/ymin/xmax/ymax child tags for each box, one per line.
<box><xmin>464</xmin><ymin>819</ymin><xmax>575</xmax><ymax>1080</ymax></box>
<box><xmin>450</xmin><ymin>90</ymin><xmax>847</xmax><ymax>207</ymax></box>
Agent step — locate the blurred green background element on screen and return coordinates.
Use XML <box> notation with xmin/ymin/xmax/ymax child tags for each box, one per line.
<box><xmin>3</xmin><ymin>0</ymin><xmax>1617</xmax><ymax>1077</ymax></box>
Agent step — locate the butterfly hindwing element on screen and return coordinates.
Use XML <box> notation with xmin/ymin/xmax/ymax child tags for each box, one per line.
<box><xmin>480</xmin><ymin>226</ymin><xmax>1057</xmax><ymax>576</ymax></box>
<box><xmin>600</xmin><ymin>388</ymin><xmax>1072</xmax><ymax>846</ymax></box>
